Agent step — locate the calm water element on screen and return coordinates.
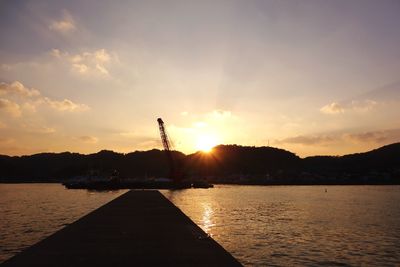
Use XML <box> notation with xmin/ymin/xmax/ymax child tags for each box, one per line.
<box><xmin>0</xmin><ymin>184</ymin><xmax>127</xmax><ymax>263</ymax></box>
<box><xmin>162</xmin><ymin>185</ymin><xmax>400</xmax><ymax>266</ymax></box>
<box><xmin>1</xmin><ymin>184</ymin><xmax>400</xmax><ymax>266</ymax></box>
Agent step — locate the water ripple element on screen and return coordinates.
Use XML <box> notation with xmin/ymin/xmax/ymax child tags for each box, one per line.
<box><xmin>162</xmin><ymin>185</ymin><xmax>400</xmax><ymax>266</ymax></box>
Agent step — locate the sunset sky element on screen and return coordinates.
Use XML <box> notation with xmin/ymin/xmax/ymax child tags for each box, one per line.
<box><xmin>1</xmin><ymin>0</ymin><xmax>400</xmax><ymax>157</ymax></box>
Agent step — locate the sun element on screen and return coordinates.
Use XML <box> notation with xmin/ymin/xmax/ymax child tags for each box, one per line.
<box><xmin>196</xmin><ymin>135</ymin><xmax>218</xmax><ymax>153</ymax></box>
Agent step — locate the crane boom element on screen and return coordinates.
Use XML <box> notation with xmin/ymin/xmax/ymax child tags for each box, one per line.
<box><xmin>157</xmin><ymin>118</ymin><xmax>180</xmax><ymax>182</ymax></box>
<box><xmin>157</xmin><ymin>118</ymin><xmax>172</xmax><ymax>152</ymax></box>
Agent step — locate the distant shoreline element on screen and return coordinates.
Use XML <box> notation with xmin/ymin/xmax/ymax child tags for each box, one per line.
<box><xmin>1</xmin><ymin>143</ymin><xmax>399</xmax><ymax>185</ymax></box>
<box><xmin>1</xmin><ymin>181</ymin><xmax>399</xmax><ymax>186</ymax></box>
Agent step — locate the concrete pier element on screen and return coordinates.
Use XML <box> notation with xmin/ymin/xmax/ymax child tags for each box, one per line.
<box><xmin>2</xmin><ymin>190</ymin><xmax>242</xmax><ymax>266</ymax></box>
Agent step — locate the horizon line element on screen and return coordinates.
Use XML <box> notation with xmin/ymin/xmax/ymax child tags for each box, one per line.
<box><xmin>1</xmin><ymin>142</ymin><xmax>398</xmax><ymax>159</ymax></box>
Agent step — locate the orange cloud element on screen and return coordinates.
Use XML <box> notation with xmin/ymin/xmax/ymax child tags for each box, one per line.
<box><xmin>42</xmin><ymin>98</ymin><xmax>89</xmax><ymax>112</ymax></box>
<box><xmin>277</xmin><ymin>129</ymin><xmax>400</xmax><ymax>147</ymax></box>
<box><xmin>77</xmin><ymin>136</ymin><xmax>98</xmax><ymax>144</ymax></box>
<box><xmin>343</xmin><ymin>129</ymin><xmax>400</xmax><ymax>144</ymax></box>
<box><xmin>0</xmin><ymin>81</ymin><xmax>40</xmax><ymax>98</ymax></box>
<box><xmin>276</xmin><ymin>135</ymin><xmax>335</xmax><ymax>145</ymax></box>
<box><xmin>0</xmin><ymin>98</ymin><xmax>21</xmax><ymax>117</ymax></box>
<box><xmin>0</xmin><ymin>81</ymin><xmax>89</xmax><ymax>113</ymax></box>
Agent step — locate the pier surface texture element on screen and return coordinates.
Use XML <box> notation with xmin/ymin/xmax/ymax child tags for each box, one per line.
<box><xmin>2</xmin><ymin>190</ymin><xmax>242</xmax><ymax>267</ymax></box>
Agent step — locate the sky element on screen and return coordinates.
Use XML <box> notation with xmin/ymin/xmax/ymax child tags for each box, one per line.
<box><xmin>0</xmin><ymin>0</ymin><xmax>400</xmax><ymax>157</ymax></box>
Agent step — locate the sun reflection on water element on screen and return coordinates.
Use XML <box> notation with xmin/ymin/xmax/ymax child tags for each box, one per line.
<box><xmin>162</xmin><ymin>185</ymin><xmax>400</xmax><ymax>267</ymax></box>
<box><xmin>201</xmin><ymin>203</ymin><xmax>215</xmax><ymax>235</ymax></box>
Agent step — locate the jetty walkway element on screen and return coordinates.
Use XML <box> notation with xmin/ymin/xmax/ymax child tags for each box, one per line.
<box><xmin>2</xmin><ymin>190</ymin><xmax>242</xmax><ymax>266</ymax></box>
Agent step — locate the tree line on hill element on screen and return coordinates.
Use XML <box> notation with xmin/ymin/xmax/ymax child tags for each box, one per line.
<box><xmin>0</xmin><ymin>143</ymin><xmax>399</xmax><ymax>184</ymax></box>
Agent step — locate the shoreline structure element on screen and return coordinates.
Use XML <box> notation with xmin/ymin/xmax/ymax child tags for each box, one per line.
<box><xmin>1</xmin><ymin>190</ymin><xmax>242</xmax><ymax>267</ymax></box>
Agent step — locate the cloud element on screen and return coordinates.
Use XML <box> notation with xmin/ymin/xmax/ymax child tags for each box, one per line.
<box><xmin>0</xmin><ymin>81</ymin><xmax>89</xmax><ymax>114</ymax></box>
<box><xmin>0</xmin><ymin>81</ymin><xmax>40</xmax><ymax>97</ymax></box>
<box><xmin>51</xmin><ymin>48</ymin><xmax>114</xmax><ymax>76</ymax></box>
<box><xmin>42</xmin><ymin>98</ymin><xmax>89</xmax><ymax>112</ymax></box>
<box><xmin>320</xmin><ymin>102</ymin><xmax>344</xmax><ymax>114</ymax></box>
<box><xmin>49</xmin><ymin>11</ymin><xmax>76</xmax><ymax>34</ymax></box>
<box><xmin>343</xmin><ymin>129</ymin><xmax>400</xmax><ymax>144</ymax></box>
<box><xmin>77</xmin><ymin>136</ymin><xmax>98</xmax><ymax>144</ymax></box>
<box><xmin>350</xmin><ymin>100</ymin><xmax>377</xmax><ymax>113</ymax></box>
<box><xmin>0</xmin><ymin>98</ymin><xmax>21</xmax><ymax>117</ymax></box>
<box><xmin>276</xmin><ymin>135</ymin><xmax>335</xmax><ymax>145</ymax></box>
<box><xmin>320</xmin><ymin>99</ymin><xmax>378</xmax><ymax>115</ymax></box>
<box><xmin>277</xmin><ymin>129</ymin><xmax>400</xmax><ymax>147</ymax></box>
<box><xmin>21</xmin><ymin>123</ymin><xmax>55</xmax><ymax>134</ymax></box>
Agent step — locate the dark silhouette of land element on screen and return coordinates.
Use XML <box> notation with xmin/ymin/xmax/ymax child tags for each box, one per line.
<box><xmin>1</xmin><ymin>143</ymin><xmax>399</xmax><ymax>185</ymax></box>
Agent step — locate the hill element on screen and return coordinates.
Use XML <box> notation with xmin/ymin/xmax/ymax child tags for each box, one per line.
<box><xmin>301</xmin><ymin>143</ymin><xmax>400</xmax><ymax>184</ymax></box>
<box><xmin>0</xmin><ymin>143</ymin><xmax>399</xmax><ymax>184</ymax></box>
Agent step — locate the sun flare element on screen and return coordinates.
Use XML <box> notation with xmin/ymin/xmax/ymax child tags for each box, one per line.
<box><xmin>196</xmin><ymin>135</ymin><xmax>218</xmax><ymax>153</ymax></box>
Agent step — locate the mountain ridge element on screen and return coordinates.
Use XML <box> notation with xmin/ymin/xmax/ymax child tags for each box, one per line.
<box><xmin>0</xmin><ymin>143</ymin><xmax>399</xmax><ymax>184</ymax></box>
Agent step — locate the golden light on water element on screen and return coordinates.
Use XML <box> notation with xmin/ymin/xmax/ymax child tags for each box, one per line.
<box><xmin>201</xmin><ymin>203</ymin><xmax>214</xmax><ymax>235</ymax></box>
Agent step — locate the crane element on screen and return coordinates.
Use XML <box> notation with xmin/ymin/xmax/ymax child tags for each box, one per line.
<box><xmin>157</xmin><ymin>118</ymin><xmax>181</xmax><ymax>183</ymax></box>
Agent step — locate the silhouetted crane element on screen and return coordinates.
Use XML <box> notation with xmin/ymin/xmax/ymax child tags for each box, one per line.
<box><xmin>157</xmin><ymin>118</ymin><xmax>181</xmax><ymax>183</ymax></box>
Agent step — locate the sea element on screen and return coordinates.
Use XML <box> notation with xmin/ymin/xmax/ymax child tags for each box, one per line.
<box><xmin>1</xmin><ymin>184</ymin><xmax>399</xmax><ymax>266</ymax></box>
